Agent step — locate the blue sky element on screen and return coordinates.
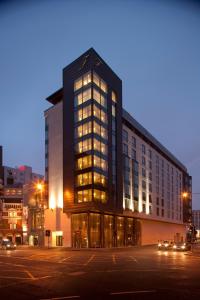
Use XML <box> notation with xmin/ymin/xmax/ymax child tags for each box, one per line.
<box><xmin>0</xmin><ymin>0</ymin><xmax>200</xmax><ymax>208</ymax></box>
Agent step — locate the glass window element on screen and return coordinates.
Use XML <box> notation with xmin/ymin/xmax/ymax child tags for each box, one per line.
<box><xmin>142</xmin><ymin>144</ymin><xmax>146</xmax><ymax>154</ymax></box>
<box><xmin>76</xmin><ymin>105</ymin><xmax>92</xmax><ymax>122</ymax></box>
<box><xmin>93</xmin><ymin>172</ymin><xmax>107</xmax><ymax>187</ymax></box>
<box><xmin>123</xmin><ymin>143</ymin><xmax>128</xmax><ymax>155</ymax></box>
<box><xmin>93</xmin><ymin>72</ymin><xmax>107</xmax><ymax>93</ymax></box>
<box><xmin>76</xmin><ymin>155</ymin><xmax>92</xmax><ymax>170</ymax></box>
<box><xmin>93</xmin><ymin>138</ymin><xmax>107</xmax><ymax>155</ymax></box>
<box><xmin>93</xmin><ymin>105</ymin><xmax>107</xmax><ymax>124</ymax></box>
<box><xmin>93</xmin><ymin>121</ymin><xmax>108</xmax><ymax>140</ymax></box>
<box><xmin>71</xmin><ymin>213</ymin><xmax>88</xmax><ymax>248</ymax></box>
<box><xmin>74</xmin><ymin>72</ymin><xmax>91</xmax><ymax>91</ymax></box>
<box><xmin>112</xmin><ymin>105</ymin><xmax>116</xmax><ymax>117</ymax></box>
<box><xmin>77</xmin><ymin>190</ymin><xmax>92</xmax><ymax>203</ymax></box>
<box><xmin>93</xmin><ymin>88</ymin><xmax>106</xmax><ymax>107</ymax></box>
<box><xmin>77</xmin><ymin>172</ymin><xmax>92</xmax><ymax>186</ymax></box>
<box><xmin>112</xmin><ymin>91</ymin><xmax>117</xmax><ymax>103</ymax></box>
<box><xmin>75</xmin><ymin>121</ymin><xmax>92</xmax><ymax>138</ymax></box>
<box><xmin>104</xmin><ymin>215</ymin><xmax>114</xmax><ymax>248</ymax></box>
<box><xmin>90</xmin><ymin>213</ymin><xmax>101</xmax><ymax>247</ymax></box>
<box><xmin>75</xmin><ymin>88</ymin><xmax>91</xmax><ymax>106</ymax></box>
<box><xmin>76</xmin><ymin>138</ymin><xmax>92</xmax><ymax>153</ymax></box>
<box><xmin>123</xmin><ymin>129</ymin><xmax>128</xmax><ymax>142</ymax></box>
<box><xmin>117</xmin><ymin>217</ymin><xmax>124</xmax><ymax>247</ymax></box>
<box><xmin>93</xmin><ymin>189</ymin><xmax>107</xmax><ymax>203</ymax></box>
<box><xmin>132</xmin><ymin>136</ymin><xmax>136</xmax><ymax>148</ymax></box>
<box><xmin>93</xmin><ymin>155</ymin><xmax>108</xmax><ymax>171</ymax></box>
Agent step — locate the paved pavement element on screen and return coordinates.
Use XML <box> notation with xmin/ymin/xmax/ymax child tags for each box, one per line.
<box><xmin>0</xmin><ymin>245</ymin><xmax>200</xmax><ymax>299</ymax></box>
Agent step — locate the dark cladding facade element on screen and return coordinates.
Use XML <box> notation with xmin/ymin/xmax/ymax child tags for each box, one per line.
<box><xmin>45</xmin><ymin>48</ymin><xmax>192</xmax><ymax>248</ymax></box>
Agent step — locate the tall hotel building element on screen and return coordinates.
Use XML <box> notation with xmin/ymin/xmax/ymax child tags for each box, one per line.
<box><xmin>44</xmin><ymin>48</ymin><xmax>192</xmax><ymax>247</ymax></box>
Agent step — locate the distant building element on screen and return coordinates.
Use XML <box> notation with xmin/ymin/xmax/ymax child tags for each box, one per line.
<box><xmin>193</xmin><ymin>210</ymin><xmax>200</xmax><ymax>238</ymax></box>
<box><xmin>44</xmin><ymin>48</ymin><xmax>192</xmax><ymax>247</ymax></box>
<box><xmin>0</xmin><ymin>146</ymin><xmax>43</xmax><ymax>244</ymax></box>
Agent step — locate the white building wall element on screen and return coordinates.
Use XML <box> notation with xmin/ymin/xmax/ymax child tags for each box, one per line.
<box><xmin>44</xmin><ymin>102</ymin><xmax>71</xmax><ymax>247</ymax></box>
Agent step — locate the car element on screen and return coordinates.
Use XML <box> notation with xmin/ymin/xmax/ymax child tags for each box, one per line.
<box><xmin>172</xmin><ymin>242</ymin><xmax>191</xmax><ymax>251</ymax></box>
<box><xmin>158</xmin><ymin>240</ymin><xmax>173</xmax><ymax>250</ymax></box>
<box><xmin>0</xmin><ymin>239</ymin><xmax>16</xmax><ymax>250</ymax></box>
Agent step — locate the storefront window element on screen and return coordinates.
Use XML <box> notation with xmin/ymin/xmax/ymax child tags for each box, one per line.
<box><xmin>117</xmin><ymin>217</ymin><xmax>124</xmax><ymax>247</ymax></box>
<box><xmin>90</xmin><ymin>213</ymin><xmax>101</xmax><ymax>247</ymax></box>
<box><xmin>104</xmin><ymin>215</ymin><xmax>114</xmax><ymax>248</ymax></box>
<box><xmin>72</xmin><ymin>213</ymin><xmax>88</xmax><ymax>248</ymax></box>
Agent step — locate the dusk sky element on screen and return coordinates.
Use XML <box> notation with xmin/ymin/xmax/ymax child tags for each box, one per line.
<box><xmin>0</xmin><ymin>0</ymin><xmax>200</xmax><ymax>208</ymax></box>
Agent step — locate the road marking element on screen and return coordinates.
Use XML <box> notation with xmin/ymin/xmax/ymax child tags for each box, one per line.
<box><xmin>59</xmin><ymin>256</ymin><xmax>72</xmax><ymax>263</ymax></box>
<box><xmin>0</xmin><ymin>261</ymin><xmax>25</xmax><ymax>267</ymax></box>
<box><xmin>83</xmin><ymin>254</ymin><xmax>95</xmax><ymax>266</ymax></box>
<box><xmin>0</xmin><ymin>276</ymin><xmax>32</xmax><ymax>280</ymax></box>
<box><xmin>24</xmin><ymin>269</ymin><xmax>36</xmax><ymax>280</ymax></box>
<box><xmin>129</xmin><ymin>256</ymin><xmax>138</xmax><ymax>264</ymax></box>
<box><xmin>110</xmin><ymin>290</ymin><xmax>156</xmax><ymax>295</ymax></box>
<box><xmin>41</xmin><ymin>296</ymin><xmax>80</xmax><ymax>300</ymax></box>
<box><xmin>112</xmin><ymin>254</ymin><xmax>116</xmax><ymax>265</ymax></box>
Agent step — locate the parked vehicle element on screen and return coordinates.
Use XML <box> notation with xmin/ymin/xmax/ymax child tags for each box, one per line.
<box><xmin>0</xmin><ymin>239</ymin><xmax>16</xmax><ymax>250</ymax></box>
<box><xmin>158</xmin><ymin>240</ymin><xmax>173</xmax><ymax>250</ymax></box>
<box><xmin>172</xmin><ymin>242</ymin><xmax>191</xmax><ymax>251</ymax></box>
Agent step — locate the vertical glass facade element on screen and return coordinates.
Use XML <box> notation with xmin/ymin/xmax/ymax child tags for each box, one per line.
<box><xmin>104</xmin><ymin>215</ymin><xmax>114</xmax><ymax>248</ymax></box>
<box><xmin>74</xmin><ymin>71</ymin><xmax>108</xmax><ymax>204</ymax></box>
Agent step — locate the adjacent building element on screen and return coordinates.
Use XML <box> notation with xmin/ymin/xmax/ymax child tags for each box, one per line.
<box><xmin>193</xmin><ymin>210</ymin><xmax>200</xmax><ymax>238</ymax></box>
<box><xmin>0</xmin><ymin>146</ymin><xmax>44</xmax><ymax>244</ymax></box>
<box><xmin>44</xmin><ymin>48</ymin><xmax>192</xmax><ymax>247</ymax></box>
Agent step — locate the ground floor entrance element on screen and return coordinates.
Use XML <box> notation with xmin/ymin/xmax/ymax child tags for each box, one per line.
<box><xmin>71</xmin><ymin>213</ymin><xmax>141</xmax><ymax>248</ymax></box>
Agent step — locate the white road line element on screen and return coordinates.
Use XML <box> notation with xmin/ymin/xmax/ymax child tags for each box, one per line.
<box><xmin>110</xmin><ymin>290</ymin><xmax>156</xmax><ymax>295</ymax></box>
<box><xmin>129</xmin><ymin>256</ymin><xmax>139</xmax><ymax>264</ymax></box>
<box><xmin>24</xmin><ymin>269</ymin><xmax>36</xmax><ymax>280</ymax></box>
<box><xmin>59</xmin><ymin>256</ymin><xmax>72</xmax><ymax>263</ymax></box>
<box><xmin>83</xmin><ymin>254</ymin><xmax>95</xmax><ymax>266</ymax></box>
<box><xmin>112</xmin><ymin>254</ymin><xmax>116</xmax><ymax>265</ymax></box>
<box><xmin>41</xmin><ymin>296</ymin><xmax>80</xmax><ymax>300</ymax></box>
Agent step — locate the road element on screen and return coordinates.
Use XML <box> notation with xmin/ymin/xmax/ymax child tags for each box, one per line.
<box><xmin>0</xmin><ymin>245</ymin><xmax>200</xmax><ymax>300</ymax></box>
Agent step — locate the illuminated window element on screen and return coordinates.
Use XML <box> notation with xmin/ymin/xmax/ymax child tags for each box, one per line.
<box><xmin>93</xmin><ymin>172</ymin><xmax>107</xmax><ymax>187</ymax></box>
<box><xmin>76</xmin><ymin>138</ymin><xmax>92</xmax><ymax>153</ymax></box>
<box><xmin>93</xmin><ymin>155</ymin><xmax>108</xmax><ymax>171</ymax></box>
<box><xmin>93</xmin><ymin>88</ymin><xmax>106</xmax><ymax>107</ymax></box>
<box><xmin>93</xmin><ymin>105</ymin><xmax>107</xmax><ymax>124</ymax></box>
<box><xmin>93</xmin><ymin>189</ymin><xmax>107</xmax><ymax>203</ymax></box>
<box><xmin>76</xmin><ymin>105</ymin><xmax>92</xmax><ymax>122</ymax></box>
<box><xmin>93</xmin><ymin>121</ymin><xmax>108</xmax><ymax>139</ymax></box>
<box><xmin>112</xmin><ymin>91</ymin><xmax>117</xmax><ymax>103</ymax></box>
<box><xmin>74</xmin><ymin>72</ymin><xmax>91</xmax><ymax>91</ymax></box>
<box><xmin>75</xmin><ymin>122</ymin><xmax>92</xmax><ymax>138</ymax></box>
<box><xmin>93</xmin><ymin>72</ymin><xmax>107</xmax><ymax>93</ymax></box>
<box><xmin>77</xmin><ymin>172</ymin><xmax>92</xmax><ymax>186</ymax></box>
<box><xmin>77</xmin><ymin>189</ymin><xmax>92</xmax><ymax>203</ymax></box>
<box><xmin>93</xmin><ymin>138</ymin><xmax>107</xmax><ymax>155</ymax></box>
<box><xmin>77</xmin><ymin>155</ymin><xmax>92</xmax><ymax>170</ymax></box>
<box><xmin>75</xmin><ymin>88</ymin><xmax>91</xmax><ymax>106</ymax></box>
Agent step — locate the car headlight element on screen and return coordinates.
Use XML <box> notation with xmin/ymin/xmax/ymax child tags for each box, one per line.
<box><xmin>7</xmin><ymin>245</ymin><xmax>10</xmax><ymax>247</ymax></box>
<box><xmin>14</xmin><ymin>244</ymin><xmax>16</xmax><ymax>247</ymax></box>
<box><xmin>181</xmin><ymin>245</ymin><xmax>185</xmax><ymax>249</ymax></box>
<box><xmin>158</xmin><ymin>243</ymin><xmax>161</xmax><ymax>247</ymax></box>
<box><xmin>165</xmin><ymin>244</ymin><xmax>169</xmax><ymax>247</ymax></box>
<box><xmin>173</xmin><ymin>245</ymin><xmax>177</xmax><ymax>249</ymax></box>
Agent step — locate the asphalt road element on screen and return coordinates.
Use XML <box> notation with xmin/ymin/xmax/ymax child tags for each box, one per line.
<box><xmin>0</xmin><ymin>245</ymin><xmax>200</xmax><ymax>300</ymax></box>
